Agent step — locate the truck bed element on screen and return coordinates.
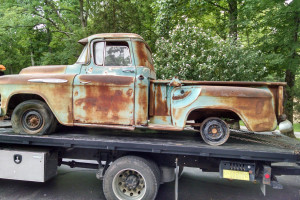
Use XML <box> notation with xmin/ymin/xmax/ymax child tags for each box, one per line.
<box><xmin>0</xmin><ymin>124</ymin><xmax>299</xmax><ymax>163</ymax></box>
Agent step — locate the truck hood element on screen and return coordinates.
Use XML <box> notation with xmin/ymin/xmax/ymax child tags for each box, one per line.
<box><xmin>19</xmin><ymin>65</ymin><xmax>67</xmax><ymax>75</ymax></box>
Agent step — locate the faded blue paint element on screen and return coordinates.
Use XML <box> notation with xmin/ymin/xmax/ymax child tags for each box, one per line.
<box><xmin>134</xmin><ymin>66</ymin><xmax>150</xmax><ymax>125</ymax></box>
<box><xmin>65</xmin><ymin>64</ymin><xmax>82</xmax><ymax>74</ymax></box>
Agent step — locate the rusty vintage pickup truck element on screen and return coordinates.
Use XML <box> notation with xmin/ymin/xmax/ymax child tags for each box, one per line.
<box><xmin>0</xmin><ymin>33</ymin><xmax>293</xmax><ymax>145</ymax></box>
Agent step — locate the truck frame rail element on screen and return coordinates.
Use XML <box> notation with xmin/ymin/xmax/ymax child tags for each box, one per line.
<box><xmin>0</xmin><ymin>125</ymin><xmax>299</xmax><ymax>163</ymax></box>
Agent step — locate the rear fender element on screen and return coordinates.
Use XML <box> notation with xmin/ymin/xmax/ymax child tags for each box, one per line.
<box><xmin>171</xmin><ymin>86</ymin><xmax>277</xmax><ymax>132</ymax></box>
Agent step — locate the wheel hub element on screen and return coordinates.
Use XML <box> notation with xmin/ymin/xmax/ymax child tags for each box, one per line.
<box><xmin>125</xmin><ymin>174</ymin><xmax>139</xmax><ymax>189</ymax></box>
<box><xmin>200</xmin><ymin>118</ymin><xmax>230</xmax><ymax>146</ymax></box>
<box><xmin>113</xmin><ymin>169</ymin><xmax>146</xmax><ymax>199</ymax></box>
<box><xmin>28</xmin><ymin>116</ymin><xmax>40</xmax><ymax>128</ymax></box>
<box><xmin>208</xmin><ymin>125</ymin><xmax>222</xmax><ymax>139</ymax></box>
<box><xmin>22</xmin><ymin>110</ymin><xmax>43</xmax><ymax>133</ymax></box>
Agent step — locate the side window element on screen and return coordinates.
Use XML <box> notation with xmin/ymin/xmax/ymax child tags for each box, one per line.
<box><xmin>94</xmin><ymin>42</ymin><xmax>104</xmax><ymax>66</ymax></box>
<box><xmin>76</xmin><ymin>45</ymin><xmax>88</xmax><ymax>64</ymax></box>
<box><xmin>105</xmin><ymin>42</ymin><xmax>131</xmax><ymax>66</ymax></box>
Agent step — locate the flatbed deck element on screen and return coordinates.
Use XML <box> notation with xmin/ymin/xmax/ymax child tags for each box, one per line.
<box><xmin>1</xmin><ymin>123</ymin><xmax>300</xmax><ymax>163</ymax></box>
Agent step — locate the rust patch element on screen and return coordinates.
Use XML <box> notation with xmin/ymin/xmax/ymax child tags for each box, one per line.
<box><xmin>0</xmin><ymin>74</ymin><xmax>72</xmax><ymax>85</ymax></box>
<box><xmin>203</xmin><ymin>87</ymin><xmax>275</xmax><ymax>132</ymax></box>
<box><xmin>19</xmin><ymin>65</ymin><xmax>66</xmax><ymax>75</ymax></box>
<box><xmin>74</xmin><ymin>123</ymin><xmax>135</xmax><ymax>130</ymax></box>
<box><xmin>1</xmin><ymin>74</ymin><xmax>75</xmax><ymax>125</ymax></box>
<box><xmin>202</xmin><ymin>86</ymin><xmax>272</xmax><ymax>98</ymax></box>
<box><xmin>148</xmin><ymin>124</ymin><xmax>183</xmax><ymax>131</ymax></box>
<box><xmin>134</xmin><ymin>41</ymin><xmax>154</xmax><ymax>71</ymax></box>
<box><xmin>169</xmin><ymin>77</ymin><xmax>182</xmax><ymax>87</ymax></box>
<box><xmin>151</xmin><ymin>79</ymin><xmax>286</xmax><ymax>86</ymax></box>
<box><xmin>154</xmin><ymin>84</ymin><xmax>169</xmax><ymax>116</ymax></box>
<box><xmin>149</xmin><ymin>83</ymin><xmax>155</xmax><ymax>116</ymax></box>
<box><xmin>126</xmin><ymin>89</ymin><xmax>133</xmax><ymax>96</ymax></box>
<box><xmin>79</xmin><ymin>75</ymin><xmax>134</xmax><ymax>85</ymax></box>
<box><xmin>67</xmin><ymin>105</ymin><xmax>73</xmax><ymax>124</ymax></box>
<box><xmin>278</xmin><ymin>86</ymin><xmax>284</xmax><ymax>116</ymax></box>
<box><xmin>172</xmin><ymin>91</ymin><xmax>191</xmax><ymax>100</ymax></box>
<box><xmin>74</xmin><ymin>76</ymin><xmax>134</xmax><ymax>125</ymax></box>
<box><xmin>78</xmin><ymin>33</ymin><xmax>144</xmax><ymax>45</ymax></box>
<box><xmin>255</xmin><ymin>100</ymin><xmax>264</xmax><ymax>114</ymax></box>
<box><xmin>136</xmin><ymin>83</ymin><xmax>148</xmax><ymax>125</ymax></box>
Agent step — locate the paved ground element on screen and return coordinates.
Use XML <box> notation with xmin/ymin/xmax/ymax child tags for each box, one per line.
<box><xmin>0</xmin><ymin>166</ymin><xmax>300</xmax><ymax>200</ymax></box>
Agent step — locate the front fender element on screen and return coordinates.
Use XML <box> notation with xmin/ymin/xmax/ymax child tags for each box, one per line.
<box><xmin>0</xmin><ymin>74</ymin><xmax>75</xmax><ymax>125</ymax></box>
<box><xmin>171</xmin><ymin>86</ymin><xmax>277</xmax><ymax>132</ymax></box>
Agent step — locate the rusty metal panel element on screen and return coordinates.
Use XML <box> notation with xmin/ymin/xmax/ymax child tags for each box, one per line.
<box><xmin>154</xmin><ymin>84</ymin><xmax>170</xmax><ymax>116</ymax></box>
<box><xmin>134</xmin><ymin>67</ymin><xmax>150</xmax><ymax>125</ymax></box>
<box><xmin>151</xmin><ymin>80</ymin><xmax>286</xmax><ymax>86</ymax></box>
<box><xmin>149</xmin><ymin>83</ymin><xmax>173</xmax><ymax>126</ymax></box>
<box><xmin>19</xmin><ymin>65</ymin><xmax>66</xmax><ymax>74</ymax></box>
<box><xmin>278</xmin><ymin>86</ymin><xmax>284</xmax><ymax>116</ymax></box>
<box><xmin>78</xmin><ymin>33</ymin><xmax>144</xmax><ymax>45</ymax></box>
<box><xmin>149</xmin><ymin>82</ymin><xmax>155</xmax><ymax>117</ymax></box>
<box><xmin>132</xmin><ymin>40</ymin><xmax>155</xmax><ymax>72</ymax></box>
<box><xmin>0</xmin><ymin>74</ymin><xmax>75</xmax><ymax>125</ymax></box>
<box><xmin>73</xmin><ymin>74</ymin><xmax>135</xmax><ymax>125</ymax></box>
<box><xmin>171</xmin><ymin>86</ymin><xmax>277</xmax><ymax>132</ymax></box>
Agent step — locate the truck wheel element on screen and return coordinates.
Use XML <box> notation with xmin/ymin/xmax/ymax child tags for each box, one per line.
<box><xmin>103</xmin><ymin>156</ymin><xmax>160</xmax><ymax>200</ymax></box>
<box><xmin>200</xmin><ymin>117</ymin><xmax>230</xmax><ymax>146</ymax></box>
<box><xmin>11</xmin><ymin>100</ymin><xmax>57</xmax><ymax>135</ymax></box>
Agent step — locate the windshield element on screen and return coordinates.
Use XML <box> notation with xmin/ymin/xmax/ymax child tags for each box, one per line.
<box><xmin>76</xmin><ymin>45</ymin><xmax>88</xmax><ymax>64</ymax></box>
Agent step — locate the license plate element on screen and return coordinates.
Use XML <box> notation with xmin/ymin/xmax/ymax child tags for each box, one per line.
<box><xmin>223</xmin><ymin>170</ymin><xmax>250</xmax><ymax>181</ymax></box>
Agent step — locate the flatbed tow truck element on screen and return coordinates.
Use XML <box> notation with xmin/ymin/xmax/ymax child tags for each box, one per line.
<box><xmin>1</xmin><ymin>120</ymin><xmax>300</xmax><ymax>200</ymax></box>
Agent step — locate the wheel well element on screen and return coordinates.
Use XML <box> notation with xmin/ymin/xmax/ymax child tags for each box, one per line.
<box><xmin>7</xmin><ymin>94</ymin><xmax>46</xmax><ymax>116</ymax></box>
<box><xmin>187</xmin><ymin>108</ymin><xmax>241</xmax><ymax>123</ymax></box>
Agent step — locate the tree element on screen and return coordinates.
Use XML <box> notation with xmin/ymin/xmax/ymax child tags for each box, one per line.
<box><xmin>154</xmin><ymin>20</ymin><xmax>267</xmax><ymax>81</ymax></box>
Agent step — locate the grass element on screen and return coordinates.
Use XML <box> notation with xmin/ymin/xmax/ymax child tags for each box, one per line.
<box><xmin>294</xmin><ymin>123</ymin><xmax>300</xmax><ymax>132</ymax></box>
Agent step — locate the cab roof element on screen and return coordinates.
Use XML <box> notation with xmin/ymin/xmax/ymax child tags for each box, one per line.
<box><xmin>78</xmin><ymin>33</ymin><xmax>144</xmax><ymax>45</ymax></box>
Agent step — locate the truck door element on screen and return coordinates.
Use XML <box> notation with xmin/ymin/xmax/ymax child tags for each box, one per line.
<box><xmin>73</xmin><ymin>40</ymin><xmax>135</xmax><ymax>125</ymax></box>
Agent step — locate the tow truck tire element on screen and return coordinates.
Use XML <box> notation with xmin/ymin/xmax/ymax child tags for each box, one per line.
<box><xmin>200</xmin><ymin>117</ymin><xmax>230</xmax><ymax>146</ymax></box>
<box><xmin>103</xmin><ymin>156</ymin><xmax>160</xmax><ymax>200</ymax></box>
<box><xmin>11</xmin><ymin>100</ymin><xmax>57</xmax><ymax>135</ymax></box>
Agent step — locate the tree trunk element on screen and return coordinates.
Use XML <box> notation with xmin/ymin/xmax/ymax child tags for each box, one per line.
<box><xmin>283</xmin><ymin>10</ymin><xmax>299</xmax><ymax>138</ymax></box>
<box><xmin>112</xmin><ymin>0</ymin><xmax>116</xmax><ymax>32</ymax></box>
<box><xmin>30</xmin><ymin>51</ymin><xmax>35</xmax><ymax>66</ymax></box>
<box><xmin>227</xmin><ymin>0</ymin><xmax>238</xmax><ymax>41</ymax></box>
<box><xmin>79</xmin><ymin>0</ymin><xmax>87</xmax><ymax>28</ymax></box>
<box><xmin>46</xmin><ymin>28</ymin><xmax>52</xmax><ymax>53</ymax></box>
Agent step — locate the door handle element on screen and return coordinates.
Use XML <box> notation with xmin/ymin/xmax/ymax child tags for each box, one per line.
<box><xmin>122</xmin><ymin>69</ymin><xmax>135</xmax><ymax>73</ymax></box>
<box><xmin>80</xmin><ymin>81</ymin><xmax>91</xmax><ymax>84</ymax></box>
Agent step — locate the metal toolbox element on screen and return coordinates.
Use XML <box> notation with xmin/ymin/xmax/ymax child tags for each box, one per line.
<box><xmin>0</xmin><ymin>148</ymin><xmax>57</xmax><ymax>182</ymax></box>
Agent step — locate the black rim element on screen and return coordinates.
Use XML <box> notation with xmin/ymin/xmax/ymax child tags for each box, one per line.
<box><xmin>202</xmin><ymin>119</ymin><xmax>228</xmax><ymax>142</ymax></box>
<box><xmin>21</xmin><ymin>110</ymin><xmax>44</xmax><ymax>133</ymax></box>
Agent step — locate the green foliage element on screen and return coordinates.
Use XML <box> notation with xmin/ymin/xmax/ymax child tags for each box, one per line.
<box><xmin>0</xmin><ymin>0</ymin><xmax>299</xmax><ymax>122</ymax></box>
<box><xmin>154</xmin><ymin>19</ymin><xmax>267</xmax><ymax>81</ymax></box>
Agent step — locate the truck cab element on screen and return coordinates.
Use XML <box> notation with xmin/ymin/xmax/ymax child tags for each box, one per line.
<box><xmin>72</xmin><ymin>34</ymin><xmax>155</xmax><ymax>127</ymax></box>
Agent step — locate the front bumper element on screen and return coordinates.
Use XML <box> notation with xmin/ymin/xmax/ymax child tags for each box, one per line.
<box><xmin>279</xmin><ymin>120</ymin><xmax>293</xmax><ymax>133</ymax></box>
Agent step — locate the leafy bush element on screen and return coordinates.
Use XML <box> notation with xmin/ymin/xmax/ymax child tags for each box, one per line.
<box><xmin>154</xmin><ymin>19</ymin><xmax>268</xmax><ymax>81</ymax></box>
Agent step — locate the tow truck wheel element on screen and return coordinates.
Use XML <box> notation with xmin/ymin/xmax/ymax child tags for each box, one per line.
<box><xmin>103</xmin><ymin>156</ymin><xmax>160</xmax><ymax>200</ymax></box>
<box><xmin>200</xmin><ymin>117</ymin><xmax>230</xmax><ymax>146</ymax></box>
<box><xmin>11</xmin><ymin>100</ymin><xmax>57</xmax><ymax>135</ymax></box>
